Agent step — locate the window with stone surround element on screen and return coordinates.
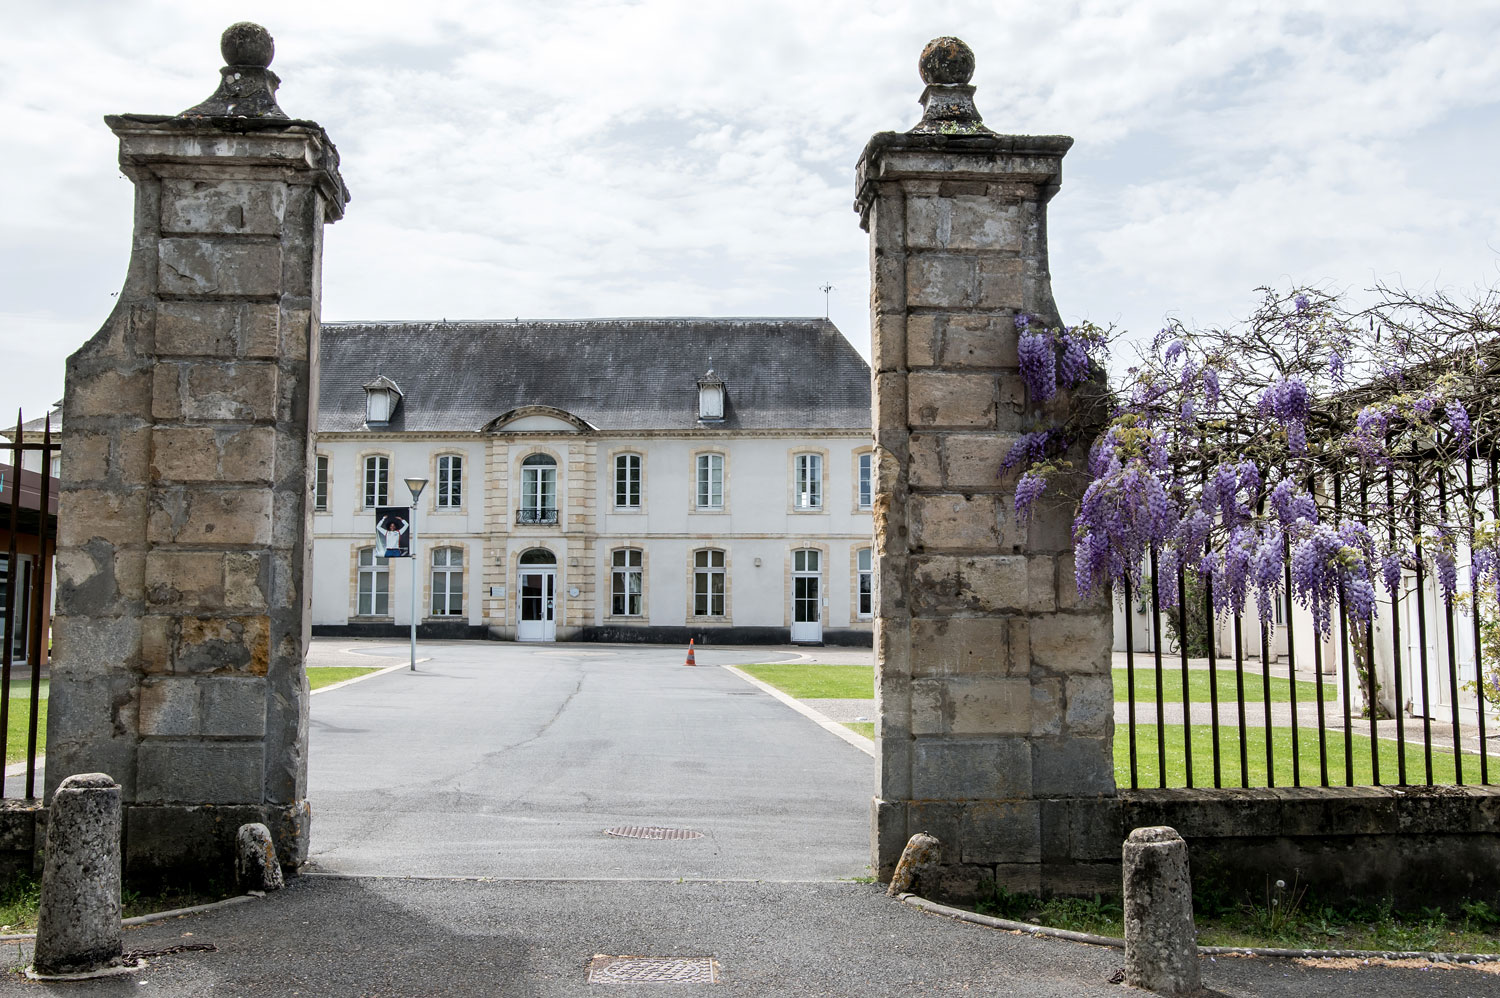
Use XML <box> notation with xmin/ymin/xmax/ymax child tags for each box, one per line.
<box><xmin>431</xmin><ymin>547</ymin><xmax>464</xmax><ymax>616</ymax></box>
<box><xmin>611</xmin><ymin>548</ymin><xmax>643</xmax><ymax>617</ymax></box>
<box><xmin>793</xmin><ymin>453</ymin><xmax>823</xmax><ymax>510</ymax></box>
<box><xmin>695</xmin><ymin>452</ymin><xmax>724</xmax><ymax>510</ymax></box>
<box><xmin>856</xmin><ymin>547</ymin><xmax>873</xmax><ymax>619</ymax></box>
<box><xmin>856</xmin><ymin>451</ymin><xmax>874</xmax><ymax>511</ymax></box>
<box><xmin>313</xmin><ymin>454</ymin><xmax>329</xmax><ymax>512</ymax></box>
<box><xmin>519</xmin><ymin>453</ymin><xmax>558</xmax><ymax>524</ymax></box>
<box><xmin>615</xmin><ymin>453</ymin><xmax>642</xmax><ymax>509</ymax></box>
<box><xmin>356</xmin><ymin>547</ymin><xmax>389</xmax><ymax>616</ymax></box>
<box><xmin>436</xmin><ymin>454</ymin><xmax>463</xmax><ymax>509</ymax></box>
<box><xmin>693</xmin><ymin>549</ymin><xmax>726</xmax><ymax>617</ymax></box>
<box><xmin>363</xmin><ymin>455</ymin><xmax>389</xmax><ymax>508</ymax></box>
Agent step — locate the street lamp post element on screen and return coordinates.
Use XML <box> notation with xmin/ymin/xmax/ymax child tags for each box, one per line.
<box><xmin>404</xmin><ymin>476</ymin><xmax>428</xmax><ymax>672</ymax></box>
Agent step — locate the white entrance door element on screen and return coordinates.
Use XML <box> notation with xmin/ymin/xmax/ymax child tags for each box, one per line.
<box><xmin>791</xmin><ymin>549</ymin><xmax>822</xmax><ymax>644</ymax></box>
<box><xmin>517</xmin><ymin>570</ymin><xmax>557</xmax><ymax>642</ymax></box>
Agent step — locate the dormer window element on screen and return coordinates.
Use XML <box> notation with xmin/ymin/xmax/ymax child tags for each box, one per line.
<box><xmin>363</xmin><ymin>375</ymin><xmax>403</xmax><ymax>428</ymax></box>
<box><xmin>697</xmin><ymin>370</ymin><xmax>726</xmax><ymax>422</ymax></box>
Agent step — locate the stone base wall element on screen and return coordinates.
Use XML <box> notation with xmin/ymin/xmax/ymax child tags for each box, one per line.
<box><xmin>904</xmin><ymin>785</ymin><xmax>1500</xmax><ymax>910</ymax></box>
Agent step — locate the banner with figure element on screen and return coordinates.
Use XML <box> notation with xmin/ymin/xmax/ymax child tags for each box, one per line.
<box><xmin>375</xmin><ymin>507</ymin><xmax>411</xmax><ymax>558</ymax></box>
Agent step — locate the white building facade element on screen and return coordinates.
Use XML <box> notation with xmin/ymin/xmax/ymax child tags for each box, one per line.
<box><xmin>310</xmin><ymin>318</ymin><xmax>875</xmax><ymax>645</ymax></box>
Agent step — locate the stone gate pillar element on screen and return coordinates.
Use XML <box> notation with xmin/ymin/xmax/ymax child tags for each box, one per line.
<box><xmin>857</xmin><ymin>38</ymin><xmax>1116</xmax><ymax>898</ymax></box>
<box><xmin>48</xmin><ymin>22</ymin><xmax>349</xmax><ymax>877</ymax></box>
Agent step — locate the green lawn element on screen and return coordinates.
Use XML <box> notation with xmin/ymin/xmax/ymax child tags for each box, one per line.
<box><xmin>3</xmin><ymin>698</ymin><xmax>44</xmax><ymax>767</ymax></box>
<box><xmin>1118</xmin><ymin>723</ymin><xmax>1491</xmax><ymax>789</ymax></box>
<box><xmin>739</xmin><ymin>664</ymin><xmax>873</xmax><ymax>700</ymax></box>
<box><xmin>1112</xmin><ymin>667</ymin><xmax>1334</xmax><ymax>706</ymax></box>
<box><xmin>308</xmin><ymin>666</ymin><xmax>382</xmax><ymax>691</ymax></box>
<box><xmin>843</xmin><ymin>722</ymin><xmax>875</xmax><ymax>740</ymax></box>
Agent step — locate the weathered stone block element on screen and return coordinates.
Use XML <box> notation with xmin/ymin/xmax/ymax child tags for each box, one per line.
<box><xmin>200</xmin><ymin>678</ymin><xmax>268</xmax><ymax>737</ymax></box>
<box><xmin>182</xmin><ymin>363</ymin><xmax>279</xmax><ymax>422</ymax></box>
<box><xmin>136</xmin><ymin>743</ymin><xmax>265</xmax><ymax>804</ymax></box>
<box><xmin>1030</xmin><ymin>678</ymin><xmax>1062</xmax><ymax>736</ymax></box>
<box><xmin>1026</xmin><ymin>555</ymin><xmax>1056</xmax><ymax>612</ymax></box>
<box><xmin>910</xmin><ymin>617</ymin><xmax>1017</xmax><ymax>676</ymax></box>
<box><xmin>1031</xmin><ymin>736</ymin><xmax>1115</xmax><ymax>796</ymax></box>
<box><xmin>942</xmin><ymin>314</ymin><xmax>1017</xmax><ymax>368</ymax></box>
<box><xmin>67</xmin><ymin>369</ymin><xmax>151</xmax><ymax>419</ymax></box>
<box><xmin>978</xmin><ymin>257</ymin><xmax>1023</xmax><ymax>308</ymax></box>
<box><xmin>161</xmin><ymin>179</ymin><xmax>287</xmax><ymax>236</ymax></box>
<box><xmin>57</xmin><ymin>489</ymin><xmax>147</xmax><ymax>547</ymax></box>
<box><xmin>961</xmin><ymin>555</ymin><xmax>1029</xmax><ymax>612</ymax></box>
<box><xmin>905</xmin><ymin>314</ymin><xmax>938</xmax><ymax>368</ymax></box>
<box><xmin>908</xmin><ymin>372</ymin><xmax>995</xmax><ymax>428</ymax></box>
<box><xmin>138</xmin><ymin>677</ymin><xmax>199</xmax><ymax>736</ymax></box>
<box><xmin>1029</xmin><ymin>611</ymin><xmax>1112</xmax><ymax>673</ymax></box>
<box><xmin>872</xmin><ymin>312</ymin><xmax>907</xmax><ymax>374</ymax></box>
<box><xmin>1064</xmin><ymin>674</ymin><xmax>1115</xmax><ymax>737</ymax></box>
<box><xmin>220</xmin><ymin>426</ymin><xmax>276</xmax><ymax>482</ymax></box>
<box><xmin>910</xmin><ymin>736</ymin><xmax>1032</xmax><ymax>800</ymax></box>
<box><xmin>909</xmin><ymin>494</ymin><xmax>1000</xmax><ymax>551</ymax></box>
<box><xmin>277</xmin><ymin>308</ymin><xmax>310</xmax><ymax>361</ymax></box>
<box><xmin>906</xmin><ymin>196</ymin><xmax>1022</xmax><ymax>252</ymax></box>
<box><xmin>948</xmin><ymin>676</ymin><xmax>1031</xmax><ymax>735</ymax></box>
<box><xmin>908</xmin><ymin>433</ymin><xmax>942</xmax><ymax>488</ymax></box>
<box><xmin>958</xmin><ymin>800</ymin><xmax>1040</xmax><ymax>864</ymax></box>
<box><xmin>224</xmin><ymin>552</ymin><xmax>268</xmax><ymax>609</ymax></box>
<box><xmin>906</xmin><ymin>255</ymin><xmax>977</xmax><ymax>309</ymax></box>
<box><xmin>144</xmin><ymin>550</ymin><xmax>224</xmax><ymax>608</ymax></box>
<box><xmin>149</xmin><ymin>489</ymin><xmax>273</xmax><ymax>546</ymax></box>
<box><xmin>942</xmin><ymin>433</ymin><xmax>1015</xmax><ymax>490</ymax></box>
<box><xmin>173</xmin><ymin>615</ymin><xmax>271</xmax><ymax>675</ymax></box>
<box><xmin>64</xmin><ymin>431</ymin><xmax>114</xmax><ymax>483</ymax></box>
<box><xmin>155</xmin><ymin>302</ymin><xmax>237</xmax><ymax>357</ymax></box>
<box><xmin>151</xmin><ymin>426</ymin><xmax>219</xmax><ymax>480</ymax></box>
<box><xmin>157</xmin><ymin>239</ymin><xmax>283</xmax><ymax>297</ymax></box>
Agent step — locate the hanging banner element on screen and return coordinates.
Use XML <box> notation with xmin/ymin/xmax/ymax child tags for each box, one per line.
<box><xmin>374</xmin><ymin>506</ymin><xmax>411</xmax><ymax>558</ymax></box>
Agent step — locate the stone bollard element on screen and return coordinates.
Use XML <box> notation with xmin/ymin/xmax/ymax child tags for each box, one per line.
<box><xmin>236</xmin><ymin>822</ymin><xmax>285</xmax><ymax>892</ymax></box>
<box><xmin>1123</xmin><ymin>826</ymin><xmax>1200</xmax><ymax>996</ymax></box>
<box><xmin>30</xmin><ymin>773</ymin><xmax>127</xmax><ymax>978</ymax></box>
<box><xmin>886</xmin><ymin>831</ymin><xmax>941</xmax><ymax>897</ymax></box>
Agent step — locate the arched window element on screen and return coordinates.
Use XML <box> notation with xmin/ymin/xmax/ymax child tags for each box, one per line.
<box><xmin>357</xmin><ymin>548</ymin><xmax>389</xmax><ymax>616</ymax></box>
<box><xmin>519</xmin><ymin>454</ymin><xmax>558</xmax><ymax>524</ymax></box>
<box><xmin>431</xmin><ymin>547</ymin><xmax>464</xmax><ymax>616</ymax></box>
<box><xmin>519</xmin><ymin>548</ymin><xmax>556</xmax><ymax>565</ymax></box>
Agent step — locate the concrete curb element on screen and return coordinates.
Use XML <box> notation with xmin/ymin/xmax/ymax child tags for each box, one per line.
<box><xmin>721</xmin><ymin>665</ymin><xmax>875</xmax><ymax>758</ymax></box>
<box><xmin>898</xmin><ymin>893</ymin><xmax>1500</xmax><ymax>965</ymax></box>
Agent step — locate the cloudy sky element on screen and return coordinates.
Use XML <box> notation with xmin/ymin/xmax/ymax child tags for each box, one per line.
<box><xmin>3</xmin><ymin>1</ymin><xmax>1499</xmax><ymax>421</ymax></box>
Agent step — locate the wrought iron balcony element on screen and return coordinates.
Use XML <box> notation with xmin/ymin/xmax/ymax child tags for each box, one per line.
<box><xmin>516</xmin><ymin>507</ymin><xmax>559</xmax><ymax>525</ymax></box>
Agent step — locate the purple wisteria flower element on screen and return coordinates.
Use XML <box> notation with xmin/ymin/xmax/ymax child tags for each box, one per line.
<box><xmin>1001</xmin><ymin>430</ymin><xmax>1050</xmax><ymax>473</ymax></box>
<box><xmin>1018</xmin><ymin>329</ymin><xmax>1057</xmax><ymax>404</ymax></box>
<box><xmin>1260</xmin><ymin>378</ymin><xmax>1311</xmax><ymax>454</ymax></box>
<box><xmin>1060</xmin><ymin>332</ymin><xmax>1090</xmax><ymax>387</ymax></box>
<box><xmin>1014</xmin><ymin>472</ymin><xmax>1047</xmax><ymax>524</ymax></box>
<box><xmin>1446</xmin><ymin>399</ymin><xmax>1472</xmax><ymax>445</ymax></box>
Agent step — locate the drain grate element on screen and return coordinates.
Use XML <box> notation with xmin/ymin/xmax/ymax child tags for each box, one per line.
<box><xmin>603</xmin><ymin>825</ymin><xmax>704</xmax><ymax>840</ymax></box>
<box><xmin>587</xmin><ymin>955</ymin><xmax>719</xmax><ymax>983</ymax></box>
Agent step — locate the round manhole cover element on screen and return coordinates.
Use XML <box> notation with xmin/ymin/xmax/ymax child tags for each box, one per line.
<box><xmin>603</xmin><ymin>825</ymin><xmax>704</xmax><ymax>840</ymax></box>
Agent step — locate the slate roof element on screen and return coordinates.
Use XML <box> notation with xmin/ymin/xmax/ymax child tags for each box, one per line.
<box><xmin>316</xmin><ymin>318</ymin><xmax>871</xmax><ymax>434</ymax></box>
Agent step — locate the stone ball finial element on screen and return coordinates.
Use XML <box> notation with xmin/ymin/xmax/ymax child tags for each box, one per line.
<box><xmin>918</xmin><ymin>37</ymin><xmax>975</xmax><ymax>86</ymax></box>
<box><xmin>221</xmin><ymin>21</ymin><xmax>275</xmax><ymax>68</ymax></box>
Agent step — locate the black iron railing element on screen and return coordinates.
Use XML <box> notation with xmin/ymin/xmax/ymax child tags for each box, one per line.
<box><xmin>2</xmin><ymin>409</ymin><xmax>58</xmax><ymax>799</ymax></box>
<box><xmin>1120</xmin><ymin>444</ymin><xmax>1498</xmax><ymax>791</ymax></box>
<box><xmin>516</xmin><ymin>507</ymin><xmax>558</xmax><ymax>525</ymax></box>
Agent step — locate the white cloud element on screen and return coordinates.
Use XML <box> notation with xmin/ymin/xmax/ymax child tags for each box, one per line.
<box><xmin>1</xmin><ymin>0</ymin><xmax>1497</xmax><ymax>418</ymax></box>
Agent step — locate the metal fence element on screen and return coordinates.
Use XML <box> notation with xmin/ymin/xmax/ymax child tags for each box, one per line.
<box><xmin>2</xmin><ymin>410</ymin><xmax>58</xmax><ymax>799</ymax></box>
<box><xmin>1119</xmin><ymin>447</ymin><xmax>1498</xmax><ymax>791</ymax></box>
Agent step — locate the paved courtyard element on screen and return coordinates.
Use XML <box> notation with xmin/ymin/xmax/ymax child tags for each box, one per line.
<box><xmin>306</xmin><ymin>639</ymin><xmax>874</xmax><ymax>881</ymax></box>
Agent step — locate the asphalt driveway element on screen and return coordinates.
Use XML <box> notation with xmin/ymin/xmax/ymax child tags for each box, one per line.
<box><xmin>306</xmin><ymin>640</ymin><xmax>874</xmax><ymax>881</ymax></box>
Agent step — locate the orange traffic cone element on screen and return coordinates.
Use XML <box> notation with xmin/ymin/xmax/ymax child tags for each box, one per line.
<box><xmin>685</xmin><ymin>638</ymin><xmax>697</xmax><ymax>666</ymax></box>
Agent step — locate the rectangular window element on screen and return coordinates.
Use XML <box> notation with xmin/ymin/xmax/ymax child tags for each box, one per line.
<box><xmin>314</xmin><ymin>454</ymin><xmax>329</xmax><ymax>511</ymax></box>
<box><xmin>696</xmin><ymin>453</ymin><xmax>724</xmax><ymax>509</ymax></box>
<box><xmin>611</xmin><ymin>549</ymin><xmax>643</xmax><ymax>616</ymax></box>
<box><xmin>520</xmin><ymin>456</ymin><xmax>558</xmax><ymax>523</ymax></box>
<box><xmin>437</xmin><ymin>455</ymin><xmax>463</xmax><ymax>509</ymax></box>
<box><xmin>857</xmin><ymin>452</ymin><xmax>873</xmax><ymax>510</ymax></box>
<box><xmin>357</xmin><ymin>548</ymin><xmax>389</xmax><ymax>616</ymax></box>
<box><xmin>694</xmin><ymin>549</ymin><xmax>725</xmax><ymax>617</ymax></box>
<box><xmin>615</xmin><ymin>453</ymin><xmax>642</xmax><ymax>508</ymax></box>
<box><xmin>364</xmin><ymin>455</ymin><xmax>389</xmax><ymax>508</ymax></box>
<box><xmin>857</xmin><ymin>548</ymin><xmax>873</xmax><ymax>618</ymax></box>
<box><xmin>431</xmin><ymin>547</ymin><xmax>464</xmax><ymax>616</ymax></box>
<box><xmin>794</xmin><ymin>454</ymin><xmax>822</xmax><ymax>510</ymax></box>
